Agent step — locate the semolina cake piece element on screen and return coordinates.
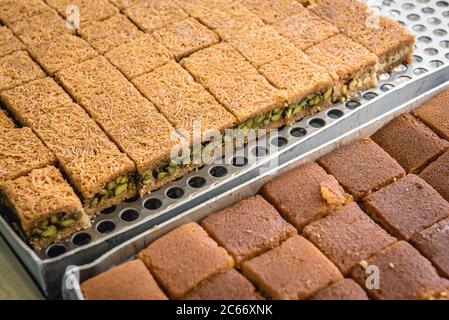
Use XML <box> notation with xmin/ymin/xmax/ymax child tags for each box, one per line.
<box><xmin>0</xmin><ymin>77</ymin><xmax>73</xmax><ymax>123</ymax></box>
<box><xmin>272</xmin><ymin>7</ymin><xmax>339</xmax><ymax>51</ymax></box>
<box><xmin>351</xmin><ymin>241</ymin><xmax>449</xmax><ymax>300</ymax></box>
<box><xmin>1</xmin><ymin>81</ymin><xmax>136</xmax><ymax>215</ymax></box>
<box><xmin>175</xmin><ymin>0</ymin><xmax>264</xmax><ymax>32</ymax></box>
<box><xmin>260</xmin><ymin>162</ymin><xmax>352</xmax><ymax>230</ymax></box>
<box><xmin>372</xmin><ymin>114</ymin><xmax>449</xmax><ymax>174</ymax></box>
<box><xmin>105</xmin><ymin>34</ymin><xmax>173</xmax><ymax>80</ymax></box>
<box><xmin>318</xmin><ymin>138</ymin><xmax>406</xmax><ymax>200</ymax></box>
<box><xmin>124</xmin><ymin>0</ymin><xmax>188</xmax><ymax>33</ymax></box>
<box><xmin>305</xmin><ymin>34</ymin><xmax>378</xmax><ymax>101</ymax></box>
<box><xmin>27</xmin><ymin>33</ymin><xmax>98</xmax><ymax>76</ymax></box>
<box><xmin>240</xmin><ymin>0</ymin><xmax>307</xmax><ymax>24</ymax></box>
<box><xmin>310</xmin><ymin>0</ymin><xmax>415</xmax><ymax>73</ymax></box>
<box><xmin>81</xmin><ymin>260</ymin><xmax>168</xmax><ymax>300</ymax></box>
<box><xmin>309</xmin><ymin>0</ymin><xmax>371</xmax><ymax>35</ymax></box>
<box><xmin>181</xmin><ymin>43</ymin><xmax>286</xmax><ymax>128</ymax></box>
<box><xmin>78</xmin><ymin>14</ymin><xmax>143</xmax><ymax>54</ymax></box>
<box><xmin>0</xmin><ymin>0</ymin><xmax>54</xmax><ymax>25</ymax></box>
<box><xmin>8</xmin><ymin>10</ymin><xmax>72</xmax><ymax>46</ymax></box>
<box><xmin>309</xmin><ymin>279</ymin><xmax>369</xmax><ymax>300</ymax></box>
<box><xmin>414</xmin><ymin>89</ymin><xmax>449</xmax><ymax>141</ymax></box>
<box><xmin>0</xmin><ymin>128</ymin><xmax>56</xmax><ymax>182</ymax></box>
<box><xmin>0</xmin><ymin>51</ymin><xmax>45</xmax><ymax>92</ymax></box>
<box><xmin>221</xmin><ymin>25</ymin><xmax>299</xmax><ymax>68</ymax></box>
<box><xmin>411</xmin><ymin>218</ymin><xmax>449</xmax><ymax>279</ymax></box>
<box><xmin>303</xmin><ymin>202</ymin><xmax>396</xmax><ymax>275</ymax></box>
<box><xmin>0</xmin><ymin>166</ymin><xmax>91</xmax><ymax>249</ymax></box>
<box><xmin>0</xmin><ymin>27</ymin><xmax>25</xmax><ymax>58</ymax></box>
<box><xmin>183</xmin><ymin>269</ymin><xmax>261</xmax><ymax>300</ymax></box>
<box><xmin>152</xmin><ymin>18</ymin><xmax>220</xmax><ymax>60</ymax></box>
<box><xmin>258</xmin><ymin>50</ymin><xmax>334</xmax><ymax>125</ymax></box>
<box><xmin>56</xmin><ymin>57</ymin><xmax>194</xmax><ymax>195</ymax></box>
<box><xmin>201</xmin><ymin>195</ymin><xmax>297</xmax><ymax>266</ymax></box>
<box><xmin>420</xmin><ymin>152</ymin><xmax>449</xmax><ymax>202</ymax></box>
<box><xmin>46</xmin><ymin>0</ymin><xmax>118</xmax><ymax>22</ymax></box>
<box><xmin>363</xmin><ymin>174</ymin><xmax>449</xmax><ymax>241</ymax></box>
<box><xmin>347</xmin><ymin>16</ymin><xmax>416</xmax><ymax>73</ymax></box>
<box><xmin>133</xmin><ymin>61</ymin><xmax>236</xmax><ymax>143</ymax></box>
<box><xmin>108</xmin><ymin>0</ymin><xmax>140</xmax><ymax>10</ymax></box>
<box><xmin>241</xmin><ymin>235</ymin><xmax>343</xmax><ymax>300</ymax></box>
<box><xmin>138</xmin><ymin>222</ymin><xmax>234</xmax><ymax>299</ymax></box>
<box><xmin>0</xmin><ymin>109</ymin><xmax>14</xmax><ymax>130</ymax></box>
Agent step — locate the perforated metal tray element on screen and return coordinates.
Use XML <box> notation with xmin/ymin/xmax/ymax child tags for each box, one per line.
<box><xmin>1</xmin><ymin>0</ymin><xmax>449</xmax><ymax>299</ymax></box>
<box><xmin>62</xmin><ymin>79</ymin><xmax>449</xmax><ymax>300</ymax></box>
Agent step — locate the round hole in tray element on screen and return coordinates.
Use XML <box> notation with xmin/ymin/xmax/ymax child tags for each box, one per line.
<box><xmin>421</xmin><ymin>7</ymin><xmax>435</xmax><ymax>14</ymax></box>
<box><xmin>434</xmin><ymin>29</ymin><xmax>448</xmax><ymax>37</ymax></box>
<box><xmin>379</xmin><ymin>72</ymin><xmax>391</xmax><ymax>80</ymax></box>
<box><xmin>446</xmin><ymin>53</ymin><xmax>449</xmax><ymax>60</ymax></box>
<box><xmin>381</xmin><ymin>83</ymin><xmax>395</xmax><ymax>92</ymax></box>
<box><xmin>345</xmin><ymin>100</ymin><xmax>361</xmax><ymax>110</ymax></box>
<box><xmin>417</xmin><ymin>0</ymin><xmax>429</xmax><ymax>3</ymax></box>
<box><xmin>443</xmin><ymin>10</ymin><xmax>449</xmax><ymax>17</ymax></box>
<box><xmin>251</xmin><ymin>146</ymin><xmax>268</xmax><ymax>157</ymax></box>
<box><xmin>402</xmin><ymin>2</ymin><xmax>415</xmax><ymax>10</ymax></box>
<box><xmin>413</xmin><ymin>67</ymin><xmax>429</xmax><ymax>75</ymax></box>
<box><xmin>437</xmin><ymin>1</ymin><xmax>449</xmax><ymax>7</ymax></box>
<box><xmin>290</xmin><ymin>127</ymin><xmax>307</xmax><ymax>138</ymax></box>
<box><xmin>144</xmin><ymin>198</ymin><xmax>162</xmax><ymax>210</ymax></box>
<box><xmin>394</xmin><ymin>63</ymin><xmax>408</xmax><ymax>72</ymax></box>
<box><xmin>166</xmin><ymin>187</ymin><xmax>185</xmax><ymax>199</ymax></box>
<box><xmin>430</xmin><ymin>60</ymin><xmax>444</xmax><ymax>68</ymax></box>
<box><xmin>209</xmin><ymin>165</ymin><xmax>228</xmax><ymax>178</ymax></box>
<box><xmin>424</xmin><ymin>47</ymin><xmax>439</xmax><ymax>56</ymax></box>
<box><xmin>124</xmin><ymin>195</ymin><xmax>139</xmax><ymax>203</ymax></box>
<box><xmin>270</xmin><ymin>136</ymin><xmax>288</xmax><ymax>148</ymax></box>
<box><xmin>428</xmin><ymin>17</ymin><xmax>442</xmax><ymax>25</ymax></box>
<box><xmin>231</xmin><ymin>156</ymin><xmax>248</xmax><ymax>167</ymax></box>
<box><xmin>309</xmin><ymin>118</ymin><xmax>326</xmax><ymax>128</ymax></box>
<box><xmin>413</xmin><ymin>24</ymin><xmax>427</xmax><ymax>32</ymax></box>
<box><xmin>396</xmin><ymin>75</ymin><xmax>413</xmax><ymax>83</ymax></box>
<box><xmin>407</xmin><ymin>13</ymin><xmax>420</xmax><ymax>21</ymax></box>
<box><xmin>418</xmin><ymin>36</ymin><xmax>432</xmax><ymax>43</ymax></box>
<box><xmin>440</xmin><ymin>40</ymin><xmax>449</xmax><ymax>48</ymax></box>
<box><xmin>327</xmin><ymin>109</ymin><xmax>344</xmax><ymax>119</ymax></box>
<box><xmin>390</xmin><ymin>9</ymin><xmax>400</xmax><ymax>16</ymax></box>
<box><xmin>101</xmin><ymin>205</ymin><xmax>116</xmax><ymax>215</ymax></box>
<box><xmin>96</xmin><ymin>220</ymin><xmax>115</xmax><ymax>234</ymax></box>
<box><xmin>46</xmin><ymin>244</ymin><xmax>66</xmax><ymax>258</ymax></box>
<box><xmin>120</xmin><ymin>209</ymin><xmax>139</xmax><ymax>222</ymax></box>
<box><xmin>72</xmin><ymin>232</ymin><xmax>92</xmax><ymax>246</ymax></box>
<box><xmin>188</xmin><ymin>176</ymin><xmax>206</xmax><ymax>188</ymax></box>
<box><xmin>363</xmin><ymin>92</ymin><xmax>378</xmax><ymax>101</ymax></box>
<box><xmin>382</xmin><ymin>0</ymin><xmax>395</xmax><ymax>6</ymax></box>
<box><xmin>414</xmin><ymin>55</ymin><xmax>423</xmax><ymax>63</ymax></box>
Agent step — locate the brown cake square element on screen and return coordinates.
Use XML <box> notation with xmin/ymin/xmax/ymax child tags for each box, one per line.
<box><xmin>260</xmin><ymin>162</ymin><xmax>352</xmax><ymax>230</ymax></box>
<box><xmin>372</xmin><ymin>114</ymin><xmax>449</xmax><ymax>174</ymax></box>
<box><xmin>0</xmin><ymin>51</ymin><xmax>45</xmax><ymax>92</ymax></box>
<box><xmin>303</xmin><ymin>202</ymin><xmax>396</xmax><ymax>275</ymax></box>
<box><xmin>351</xmin><ymin>241</ymin><xmax>449</xmax><ymax>300</ymax></box>
<box><xmin>152</xmin><ymin>18</ymin><xmax>219</xmax><ymax>60</ymax></box>
<box><xmin>411</xmin><ymin>218</ymin><xmax>449</xmax><ymax>279</ymax></box>
<box><xmin>414</xmin><ymin>89</ymin><xmax>449</xmax><ymax>141</ymax></box>
<box><xmin>138</xmin><ymin>222</ymin><xmax>234</xmax><ymax>299</ymax></box>
<box><xmin>309</xmin><ymin>279</ymin><xmax>369</xmax><ymax>300</ymax></box>
<box><xmin>364</xmin><ymin>174</ymin><xmax>449</xmax><ymax>240</ymax></box>
<box><xmin>201</xmin><ymin>195</ymin><xmax>296</xmax><ymax>265</ymax></box>
<box><xmin>0</xmin><ymin>27</ymin><xmax>25</xmax><ymax>58</ymax></box>
<box><xmin>318</xmin><ymin>138</ymin><xmax>406</xmax><ymax>200</ymax></box>
<box><xmin>241</xmin><ymin>235</ymin><xmax>343</xmax><ymax>300</ymax></box>
<box><xmin>420</xmin><ymin>151</ymin><xmax>449</xmax><ymax>202</ymax></box>
<box><xmin>81</xmin><ymin>260</ymin><xmax>168</xmax><ymax>300</ymax></box>
<box><xmin>183</xmin><ymin>269</ymin><xmax>260</xmax><ymax>300</ymax></box>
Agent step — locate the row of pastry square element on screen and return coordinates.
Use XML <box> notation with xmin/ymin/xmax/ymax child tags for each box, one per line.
<box><xmin>80</xmin><ymin>88</ymin><xmax>449</xmax><ymax>300</ymax></box>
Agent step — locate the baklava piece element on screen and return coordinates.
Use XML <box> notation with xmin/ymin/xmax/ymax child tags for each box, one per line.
<box><xmin>0</xmin><ymin>166</ymin><xmax>90</xmax><ymax>249</ymax></box>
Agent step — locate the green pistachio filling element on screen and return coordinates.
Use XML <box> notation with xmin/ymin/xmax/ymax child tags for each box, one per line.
<box><xmin>237</xmin><ymin>88</ymin><xmax>333</xmax><ymax>131</ymax></box>
<box><xmin>31</xmin><ymin>212</ymin><xmax>82</xmax><ymax>239</ymax></box>
<box><xmin>141</xmin><ymin>155</ymin><xmax>194</xmax><ymax>186</ymax></box>
<box><xmin>86</xmin><ymin>174</ymin><xmax>136</xmax><ymax>208</ymax></box>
